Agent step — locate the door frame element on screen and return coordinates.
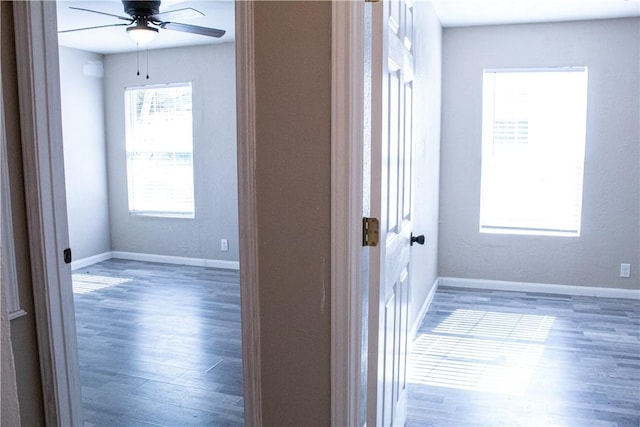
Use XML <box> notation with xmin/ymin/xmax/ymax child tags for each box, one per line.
<box><xmin>12</xmin><ymin>1</ymin><xmax>262</xmax><ymax>425</ymax></box>
<box><xmin>234</xmin><ymin>1</ymin><xmax>263</xmax><ymax>425</ymax></box>
<box><xmin>12</xmin><ymin>2</ymin><xmax>82</xmax><ymax>424</ymax></box>
<box><xmin>331</xmin><ymin>1</ymin><xmax>367</xmax><ymax>425</ymax></box>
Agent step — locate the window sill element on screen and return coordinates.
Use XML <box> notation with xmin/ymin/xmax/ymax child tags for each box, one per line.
<box><xmin>480</xmin><ymin>226</ymin><xmax>579</xmax><ymax>237</ymax></box>
<box><xmin>9</xmin><ymin>309</ymin><xmax>27</xmax><ymax>321</ymax></box>
<box><xmin>129</xmin><ymin>212</ymin><xmax>195</xmax><ymax>219</ymax></box>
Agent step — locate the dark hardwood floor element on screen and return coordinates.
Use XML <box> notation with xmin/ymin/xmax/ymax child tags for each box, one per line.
<box><xmin>408</xmin><ymin>286</ymin><xmax>640</xmax><ymax>427</ymax></box>
<box><xmin>72</xmin><ymin>259</ymin><xmax>243</xmax><ymax>427</ymax></box>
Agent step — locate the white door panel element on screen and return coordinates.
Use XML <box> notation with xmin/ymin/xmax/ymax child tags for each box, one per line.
<box><xmin>369</xmin><ymin>0</ymin><xmax>415</xmax><ymax>426</ymax></box>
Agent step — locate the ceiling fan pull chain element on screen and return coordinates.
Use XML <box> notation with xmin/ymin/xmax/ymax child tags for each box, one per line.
<box><xmin>136</xmin><ymin>43</ymin><xmax>140</xmax><ymax>76</ymax></box>
<box><xmin>146</xmin><ymin>45</ymin><xmax>150</xmax><ymax>80</ymax></box>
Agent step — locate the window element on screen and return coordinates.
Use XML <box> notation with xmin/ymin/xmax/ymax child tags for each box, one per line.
<box><xmin>1</xmin><ymin>90</ymin><xmax>24</xmax><ymax>319</ymax></box>
<box><xmin>124</xmin><ymin>83</ymin><xmax>194</xmax><ymax>217</ymax></box>
<box><xmin>480</xmin><ymin>68</ymin><xmax>588</xmax><ymax>236</ymax></box>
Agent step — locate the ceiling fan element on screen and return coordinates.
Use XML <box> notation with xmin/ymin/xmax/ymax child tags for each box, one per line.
<box><xmin>59</xmin><ymin>0</ymin><xmax>226</xmax><ymax>44</ymax></box>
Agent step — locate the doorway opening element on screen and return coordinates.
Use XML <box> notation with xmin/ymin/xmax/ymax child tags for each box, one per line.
<box><xmin>56</xmin><ymin>1</ymin><xmax>244</xmax><ymax>424</ymax></box>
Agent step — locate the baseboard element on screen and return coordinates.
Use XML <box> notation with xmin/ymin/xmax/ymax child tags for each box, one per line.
<box><xmin>410</xmin><ymin>277</ymin><xmax>440</xmax><ymax>341</ymax></box>
<box><xmin>73</xmin><ymin>251</ymin><xmax>240</xmax><ymax>270</ymax></box>
<box><xmin>439</xmin><ymin>277</ymin><xmax>640</xmax><ymax>300</ymax></box>
<box><xmin>111</xmin><ymin>251</ymin><xmax>240</xmax><ymax>270</ymax></box>
<box><xmin>71</xmin><ymin>251</ymin><xmax>113</xmax><ymax>270</ymax></box>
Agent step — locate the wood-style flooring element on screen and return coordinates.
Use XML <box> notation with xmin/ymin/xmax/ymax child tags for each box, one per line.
<box><xmin>72</xmin><ymin>259</ymin><xmax>243</xmax><ymax>427</ymax></box>
<box><xmin>408</xmin><ymin>286</ymin><xmax>640</xmax><ymax>427</ymax></box>
<box><xmin>74</xmin><ymin>262</ymin><xmax>639</xmax><ymax>426</ymax></box>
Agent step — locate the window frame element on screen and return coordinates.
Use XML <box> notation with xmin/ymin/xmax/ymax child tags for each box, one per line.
<box><xmin>1</xmin><ymin>79</ymin><xmax>25</xmax><ymax>319</ymax></box>
<box><xmin>123</xmin><ymin>82</ymin><xmax>196</xmax><ymax>219</ymax></box>
<box><xmin>479</xmin><ymin>66</ymin><xmax>589</xmax><ymax>237</ymax></box>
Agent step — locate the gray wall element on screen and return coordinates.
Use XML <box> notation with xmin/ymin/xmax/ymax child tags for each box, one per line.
<box><xmin>253</xmin><ymin>2</ymin><xmax>332</xmax><ymax>424</ymax></box>
<box><xmin>409</xmin><ymin>3</ymin><xmax>443</xmax><ymax>328</ymax></box>
<box><xmin>104</xmin><ymin>43</ymin><xmax>239</xmax><ymax>261</ymax></box>
<box><xmin>439</xmin><ymin>18</ymin><xmax>640</xmax><ymax>289</ymax></box>
<box><xmin>59</xmin><ymin>47</ymin><xmax>111</xmax><ymax>261</ymax></box>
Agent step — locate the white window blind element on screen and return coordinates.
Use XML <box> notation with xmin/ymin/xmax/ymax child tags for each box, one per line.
<box><xmin>124</xmin><ymin>83</ymin><xmax>194</xmax><ymax>217</ymax></box>
<box><xmin>479</xmin><ymin>68</ymin><xmax>588</xmax><ymax>236</ymax></box>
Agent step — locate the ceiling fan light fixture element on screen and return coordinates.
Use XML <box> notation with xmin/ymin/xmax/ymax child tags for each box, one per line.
<box><xmin>127</xmin><ymin>22</ymin><xmax>158</xmax><ymax>44</ymax></box>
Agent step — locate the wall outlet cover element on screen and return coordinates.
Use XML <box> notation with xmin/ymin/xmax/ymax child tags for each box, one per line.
<box><xmin>620</xmin><ymin>263</ymin><xmax>631</xmax><ymax>278</ymax></box>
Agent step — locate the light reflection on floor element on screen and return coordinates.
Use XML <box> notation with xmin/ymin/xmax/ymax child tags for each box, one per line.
<box><xmin>72</xmin><ymin>273</ymin><xmax>132</xmax><ymax>294</ymax></box>
<box><xmin>409</xmin><ymin>309</ymin><xmax>555</xmax><ymax>396</ymax></box>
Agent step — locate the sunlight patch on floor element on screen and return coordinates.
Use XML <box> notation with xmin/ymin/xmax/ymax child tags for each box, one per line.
<box><xmin>72</xmin><ymin>274</ymin><xmax>131</xmax><ymax>294</ymax></box>
<box><xmin>409</xmin><ymin>310</ymin><xmax>555</xmax><ymax>396</ymax></box>
<box><xmin>433</xmin><ymin>309</ymin><xmax>555</xmax><ymax>342</ymax></box>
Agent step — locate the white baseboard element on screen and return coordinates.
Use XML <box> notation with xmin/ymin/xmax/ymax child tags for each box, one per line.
<box><xmin>71</xmin><ymin>251</ymin><xmax>113</xmax><ymax>270</ymax></box>
<box><xmin>111</xmin><ymin>251</ymin><xmax>240</xmax><ymax>270</ymax></box>
<box><xmin>439</xmin><ymin>277</ymin><xmax>640</xmax><ymax>300</ymax></box>
<box><xmin>410</xmin><ymin>277</ymin><xmax>440</xmax><ymax>341</ymax></box>
<box><xmin>72</xmin><ymin>251</ymin><xmax>239</xmax><ymax>271</ymax></box>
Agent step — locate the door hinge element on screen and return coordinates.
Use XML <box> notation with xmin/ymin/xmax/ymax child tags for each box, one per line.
<box><xmin>63</xmin><ymin>248</ymin><xmax>72</xmax><ymax>264</ymax></box>
<box><xmin>362</xmin><ymin>217</ymin><xmax>379</xmax><ymax>247</ymax></box>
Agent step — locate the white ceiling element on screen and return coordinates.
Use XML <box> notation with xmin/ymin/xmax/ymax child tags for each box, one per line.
<box><xmin>56</xmin><ymin>0</ymin><xmax>235</xmax><ymax>54</ymax></box>
<box><xmin>432</xmin><ymin>0</ymin><xmax>640</xmax><ymax>27</ymax></box>
<box><xmin>56</xmin><ymin>0</ymin><xmax>639</xmax><ymax>54</ymax></box>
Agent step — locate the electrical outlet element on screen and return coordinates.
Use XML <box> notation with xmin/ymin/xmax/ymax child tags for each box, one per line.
<box><xmin>620</xmin><ymin>263</ymin><xmax>631</xmax><ymax>278</ymax></box>
<box><xmin>220</xmin><ymin>239</ymin><xmax>229</xmax><ymax>252</ymax></box>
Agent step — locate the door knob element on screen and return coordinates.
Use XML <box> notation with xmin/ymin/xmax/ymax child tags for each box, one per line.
<box><xmin>410</xmin><ymin>233</ymin><xmax>425</xmax><ymax>246</ymax></box>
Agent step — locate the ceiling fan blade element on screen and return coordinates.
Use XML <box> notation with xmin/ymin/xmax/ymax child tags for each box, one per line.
<box><xmin>58</xmin><ymin>23</ymin><xmax>131</xmax><ymax>34</ymax></box>
<box><xmin>150</xmin><ymin>7</ymin><xmax>204</xmax><ymax>22</ymax></box>
<box><xmin>158</xmin><ymin>22</ymin><xmax>226</xmax><ymax>38</ymax></box>
<box><xmin>69</xmin><ymin>6</ymin><xmax>132</xmax><ymax>22</ymax></box>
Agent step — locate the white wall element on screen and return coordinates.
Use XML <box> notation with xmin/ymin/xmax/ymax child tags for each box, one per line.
<box><xmin>103</xmin><ymin>43</ymin><xmax>239</xmax><ymax>262</ymax></box>
<box><xmin>59</xmin><ymin>47</ymin><xmax>111</xmax><ymax>261</ymax></box>
<box><xmin>439</xmin><ymin>18</ymin><xmax>640</xmax><ymax>289</ymax></box>
<box><xmin>409</xmin><ymin>3</ymin><xmax>442</xmax><ymax>327</ymax></box>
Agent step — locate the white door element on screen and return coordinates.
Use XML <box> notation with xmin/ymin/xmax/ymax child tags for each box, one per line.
<box><xmin>368</xmin><ymin>0</ymin><xmax>415</xmax><ymax>426</ymax></box>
